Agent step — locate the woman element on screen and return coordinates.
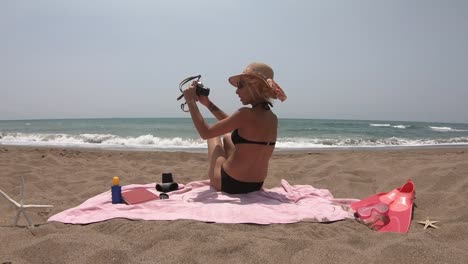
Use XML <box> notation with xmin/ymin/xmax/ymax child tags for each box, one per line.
<box><xmin>183</xmin><ymin>62</ymin><xmax>287</xmax><ymax>194</ymax></box>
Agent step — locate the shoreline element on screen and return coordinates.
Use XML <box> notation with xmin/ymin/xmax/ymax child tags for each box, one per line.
<box><xmin>2</xmin><ymin>143</ymin><xmax>468</xmax><ymax>154</ymax></box>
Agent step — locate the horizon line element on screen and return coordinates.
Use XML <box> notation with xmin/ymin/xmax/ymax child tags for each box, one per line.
<box><xmin>1</xmin><ymin>116</ymin><xmax>467</xmax><ymax>125</ymax></box>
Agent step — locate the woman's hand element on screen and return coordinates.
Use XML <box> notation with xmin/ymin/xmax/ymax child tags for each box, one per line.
<box><xmin>198</xmin><ymin>95</ymin><xmax>210</xmax><ymax>107</ymax></box>
<box><xmin>183</xmin><ymin>81</ymin><xmax>198</xmax><ymax>103</ymax></box>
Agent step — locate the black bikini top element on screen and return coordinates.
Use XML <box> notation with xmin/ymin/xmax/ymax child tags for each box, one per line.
<box><xmin>231</xmin><ymin>129</ymin><xmax>276</xmax><ymax>146</ymax></box>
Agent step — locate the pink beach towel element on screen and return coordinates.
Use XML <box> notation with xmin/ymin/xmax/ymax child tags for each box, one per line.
<box><xmin>48</xmin><ymin>180</ymin><xmax>358</xmax><ymax>225</ymax></box>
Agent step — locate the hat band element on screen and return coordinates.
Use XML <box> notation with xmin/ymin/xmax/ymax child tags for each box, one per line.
<box><xmin>243</xmin><ymin>67</ymin><xmax>269</xmax><ymax>80</ymax></box>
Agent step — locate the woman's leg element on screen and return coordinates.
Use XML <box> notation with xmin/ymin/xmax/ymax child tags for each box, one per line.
<box><xmin>222</xmin><ymin>133</ymin><xmax>235</xmax><ymax>158</ymax></box>
<box><xmin>207</xmin><ymin>137</ymin><xmax>226</xmax><ymax>191</ymax></box>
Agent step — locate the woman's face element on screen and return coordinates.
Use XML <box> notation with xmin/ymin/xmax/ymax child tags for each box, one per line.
<box><xmin>236</xmin><ymin>77</ymin><xmax>260</xmax><ymax>105</ymax></box>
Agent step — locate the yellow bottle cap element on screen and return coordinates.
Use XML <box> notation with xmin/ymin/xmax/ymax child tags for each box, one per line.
<box><xmin>113</xmin><ymin>176</ymin><xmax>120</xmax><ymax>186</ymax></box>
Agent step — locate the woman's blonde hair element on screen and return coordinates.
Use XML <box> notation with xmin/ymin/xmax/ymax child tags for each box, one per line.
<box><xmin>243</xmin><ymin>76</ymin><xmax>275</xmax><ymax>104</ymax></box>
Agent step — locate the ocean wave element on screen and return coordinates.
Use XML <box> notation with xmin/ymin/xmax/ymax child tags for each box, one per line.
<box><xmin>1</xmin><ymin>132</ymin><xmax>468</xmax><ymax>149</ymax></box>
<box><xmin>430</xmin><ymin>126</ymin><xmax>468</xmax><ymax>132</ymax></box>
<box><xmin>275</xmin><ymin>136</ymin><xmax>468</xmax><ymax>148</ymax></box>
<box><xmin>370</xmin><ymin>124</ymin><xmax>410</xmax><ymax>129</ymax></box>
<box><xmin>0</xmin><ymin>132</ymin><xmax>207</xmax><ymax>149</ymax></box>
<box><xmin>392</xmin><ymin>125</ymin><xmax>410</xmax><ymax>129</ymax></box>
<box><xmin>370</xmin><ymin>123</ymin><xmax>391</xmax><ymax>127</ymax></box>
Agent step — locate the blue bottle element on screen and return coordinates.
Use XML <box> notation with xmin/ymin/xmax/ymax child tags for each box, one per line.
<box><xmin>111</xmin><ymin>176</ymin><xmax>122</xmax><ymax>204</ymax></box>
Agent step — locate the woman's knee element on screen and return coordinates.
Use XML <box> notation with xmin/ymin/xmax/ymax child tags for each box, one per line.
<box><xmin>207</xmin><ymin>137</ymin><xmax>222</xmax><ymax>151</ymax></box>
<box><xmin>208</xmin><ymin>138</ymin><xmax>225</xmax><ymax>157</ymax></box>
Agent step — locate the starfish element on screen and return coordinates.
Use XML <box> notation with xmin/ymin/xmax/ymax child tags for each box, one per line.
<box><xmin>418</xmin><ymin>217</ymin><xmax>439</xmax><ymax>229</ymax></box>
<box><xmin>0</xmin><ymin>176</ymin><xmax>53</xmax><ymax>227</ymax></box>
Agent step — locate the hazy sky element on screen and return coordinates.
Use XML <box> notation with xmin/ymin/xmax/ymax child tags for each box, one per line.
<box><xmin>1</xmin><ymin>0</ymin><xmax>467</xmax><ymax>123</ymax></box>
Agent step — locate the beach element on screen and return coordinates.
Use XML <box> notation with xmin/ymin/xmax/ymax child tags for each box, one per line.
<box><xmin>1</xmin><ymin>145</ymin><xmax>467</xmax><ymax>264</ymax></box>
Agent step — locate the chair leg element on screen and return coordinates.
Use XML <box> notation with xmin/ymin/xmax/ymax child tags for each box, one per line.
<box><xmin>22</xmin><ymin>210</ymin><xmax>34</xmax><ymax>227</ymax></box>
<box><xmin>14</xmin><ymin>208</ymin><xmax>22</xmax><ymax>225</ymax></box>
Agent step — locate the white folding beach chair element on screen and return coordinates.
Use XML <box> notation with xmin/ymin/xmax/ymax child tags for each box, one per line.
<box><xmin>0</xmin><ymin>176</ymin><xmax>53</xmax><ymax>227</ymax></box>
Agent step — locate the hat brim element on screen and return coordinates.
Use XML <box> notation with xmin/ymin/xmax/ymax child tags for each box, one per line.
<box><xmin>228</xmin><ymin>73</ymin><xmax>269</xmax><ymax>88</ymax></box>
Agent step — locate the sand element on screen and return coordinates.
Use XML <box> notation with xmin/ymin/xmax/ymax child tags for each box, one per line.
<box><xmin>1</xmin><ymin>145</ymin><xmax>467</xmax><ymax>264</ymax></box>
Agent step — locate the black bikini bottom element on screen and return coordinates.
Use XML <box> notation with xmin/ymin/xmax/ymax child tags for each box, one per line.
<box><xmin>220</xmin><ymin>166</ymin><xmax>264</xmax><ymax>194</ymax></box>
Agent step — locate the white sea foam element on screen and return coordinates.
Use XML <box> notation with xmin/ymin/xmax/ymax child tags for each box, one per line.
<box><xmin>370</xmin><ymin>124</ymin><xmax>409</xmax><ymax>129</ymax></box>
<box><xmin>274</xmin><ymin>136</ymin><xmax>468</xmax><ymax>148</ymax></box>
<box><xmin>0</xmin><ymin>133</ymin><xmax>207</xmax><ymax>149</ymax></box>
<box><xmin>392</xmin><ymin>125</ymin><xmax>410</xmax><ymax>129</ymax></box>
<box><xmin>430</xmin><ymin>126</ymin><xmax>468</xmax><ymax>132</ymax></box>
<box><xmin>370</xmin><ymin>124</ymin><xmax>391</xmax><ymax>127</ymax></box>
<box><xmin>1</xmin><ymin>132</ymin><xmax>468</xmax><ymax>149</ymax></box>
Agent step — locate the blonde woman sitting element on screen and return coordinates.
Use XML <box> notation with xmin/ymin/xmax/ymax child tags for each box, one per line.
<box><xmin>183</xmin><ymin>62</ymin><xmax>287</xmax><ymax>194</ymax></box>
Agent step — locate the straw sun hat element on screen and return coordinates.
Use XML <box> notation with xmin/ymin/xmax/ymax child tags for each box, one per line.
<box><xmin>228</xmin><ymin>62</ymin><xmax>287</xmax><ymax>102</ymax></box>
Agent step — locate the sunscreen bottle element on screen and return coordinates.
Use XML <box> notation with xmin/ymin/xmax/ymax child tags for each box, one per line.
<box><xmin>111</xmin><ymin>176</ymin><xmax>122</xmax><ymax>204</ymax></box>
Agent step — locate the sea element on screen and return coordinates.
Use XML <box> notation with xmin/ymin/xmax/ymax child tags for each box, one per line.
<box><xmin>1</xmin><ymin>118</ymin><xmax>468</xmax><ymax>151</ymax></box>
